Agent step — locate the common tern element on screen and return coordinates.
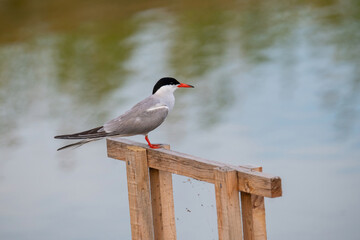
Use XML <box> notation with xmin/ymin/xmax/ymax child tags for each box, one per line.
<box><xmin>55</xmin><ymin>77</ymin><xmax>194</xmax><ymax>151</ymax></box>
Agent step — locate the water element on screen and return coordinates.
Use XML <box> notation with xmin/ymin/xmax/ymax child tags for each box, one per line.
<box><xmin>1</xmin><ymin>0</ymin><xmax>359</xmax><ymax>239</ymax></box>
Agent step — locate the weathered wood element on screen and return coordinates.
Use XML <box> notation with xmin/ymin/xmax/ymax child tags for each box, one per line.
<box><xmin>149</xmin><ymin>145</ymin><xmax>177</xmax><ymax>240</ymax></box>
<box><xmin>215</xmin><ymin>167</ymin><xmax>243</xmax><ymax>240</ymax></box>
<box><xmin>107</xmin><ymin>138</ymin><xmax>282</xmax><ymax>198</ymax></box>
<box><xmin>125</xmin><ymin>146</ymin><xmax>154</xmax><ymax>240</ymax></box>
<box><xmin>237</xmin><ymin>172</ymin><xmax>281</xmax><ymax>199</ymax></box>
<box><xmin>240</xmin><ymin>166</ymin><xmax>267</xmax><ymax>240</ymax></box>
<box><xmin>150</xmin><ymin>169</ymin><xmax>177</xmax><ymax>240</ymax></box>
<box><xmin>240</xmin><ymin>165</ymin><xmax>262</xmax><ymax>172</ymax></box>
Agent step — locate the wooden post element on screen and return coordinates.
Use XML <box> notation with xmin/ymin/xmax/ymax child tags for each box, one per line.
<box><xmin>149</xmin><ymin>145</ymin><xmax>177</xmax><ymax>240</ymax></box>
<box><xmin>106</xmin><ymin>139</ymin><xmax>283</xmax><ymax>239</ymax></box>
<box><xmin>241</xmin><ymin>167</ymin><xmax>267</xmax><ymax>240</ymax></box>
<box><xmin>215</xmin><ymin>167</ymin><xmax>243</xmax><ymax>240</ymax></box>
<box><xmin>125</xmin><ymin>146</ymin><xmax>154</xmax><ymax>240</ymax></box>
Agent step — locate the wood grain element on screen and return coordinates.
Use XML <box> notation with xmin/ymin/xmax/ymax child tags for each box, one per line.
<box><xmin>107</xmin><ymin>138</ymin><xmax>282</xmax><ymax>198</ymax></box>
<box><xmin>215</xmin><ymin>167</ymin><xmax>243</xmax><ymax>240</ymax></box>
<box><xmin>149</xmin><ymin>144</ymin><xmax>177</xmax><ymax>240</ymax></box>
<box><xmin>240</xmin><ymin>166</ymin><xmax>267</xmax><ymax>240</ymax></box>
<box><xmin>125</xmin><ymin>146</ymin><xmax>154</xmax><ymax>240</ymax></box>
<box><xmin>150</xmin><ymin>169</ymin><xmax>177</xmax><ymax>240</ymax></box>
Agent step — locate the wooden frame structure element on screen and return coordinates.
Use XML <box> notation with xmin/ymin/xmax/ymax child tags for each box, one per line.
<box><xmin>107</xmin><ymin>138</ymin><xmax>282</xmax><ymax>240</ymax></box>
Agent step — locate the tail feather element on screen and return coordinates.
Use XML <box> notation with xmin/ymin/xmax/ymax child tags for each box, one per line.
<box><xmin>54</xmin><ymin>126</ymin><xmax>106</xmax><ymax>140</ymax></box>
<box><xmin>57</xmin><ymin>138</ymin><xmax>101</xmax><ymax>151</ymax></box>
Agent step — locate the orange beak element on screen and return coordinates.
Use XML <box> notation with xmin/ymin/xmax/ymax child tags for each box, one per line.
<box><xmin>178</xmin><ymin>83</ymin><xmax>194</xmax><ymax>88</ymax></box>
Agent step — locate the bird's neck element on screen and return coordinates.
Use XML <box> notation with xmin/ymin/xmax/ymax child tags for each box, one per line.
<box><xmin>153</xmin><ymin>86</ymin><xmax>176</xmax><ymax>111</ymax></box>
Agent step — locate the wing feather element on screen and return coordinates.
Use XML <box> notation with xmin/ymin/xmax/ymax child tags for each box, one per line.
<box><xmin>54</xmin><ymin>126</ymin><xmax>106</xmax><ymax>139</ymax></box>
<box><xmin>104</xmin><ymin>96</ymin><xmax>169</xmax><ymax>136</ymax></box>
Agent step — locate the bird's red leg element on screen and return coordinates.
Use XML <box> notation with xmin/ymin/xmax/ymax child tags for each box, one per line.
<box><xmin>145</xmin><ymin>135</ymin><xmax>162</xmax><ymax>149</ymax></box>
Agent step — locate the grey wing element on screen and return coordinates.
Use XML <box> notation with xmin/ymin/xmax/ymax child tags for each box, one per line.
<box><xmin>103</xmin><ymin>102</ymin><xmax>169</xmax><ymax>136</ymax></box>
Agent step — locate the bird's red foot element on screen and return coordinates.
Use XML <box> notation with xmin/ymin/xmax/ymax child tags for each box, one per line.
<box><xmin>148</xmin><ymin>143</ymin><xmax>162</xmax><ymax>149</ymax></box>
<box><xmin>145</xmin><ymin>135</ymin><xmax>162</xmax><ymax>149</ymax></box>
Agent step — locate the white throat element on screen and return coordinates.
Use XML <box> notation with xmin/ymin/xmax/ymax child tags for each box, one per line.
<box><xmin>153</xmin><ymin>85</ymin><xmax>177</xmax><ymax>111</ymax></box>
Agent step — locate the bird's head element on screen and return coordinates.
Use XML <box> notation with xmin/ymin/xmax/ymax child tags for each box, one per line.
<box><xmin>152</xmin><ymin>77</ymin><xmax>194</xmax><ymax>95</ymax></box>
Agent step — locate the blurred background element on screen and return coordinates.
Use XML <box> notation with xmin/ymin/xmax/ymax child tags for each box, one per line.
<box><xmin>0</xmin><ymin>0</ymin><xmax>359</xmax><ymax>239</ymax></box>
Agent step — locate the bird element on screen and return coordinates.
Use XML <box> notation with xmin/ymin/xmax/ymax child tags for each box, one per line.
<box><xmin>54</xmin><ymin>77</ymin><xmax>194</xmax><ymax>151</ymax></box>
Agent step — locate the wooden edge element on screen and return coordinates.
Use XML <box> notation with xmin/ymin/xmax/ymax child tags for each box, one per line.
<box><xmin>238</xmin><ymin>165</ymin><xmax>282</xmax><ymax>198</ymax></box>
<box><xmin>240</xmin><ymin>165</ymin><xmax>262</xmax><ymax>172</ymax></box>
<box><xmin>150</xmin><ymin>169</ymin><xmax>177</xmax><ymax>240</ymax></box>
<box><xmin>124</xmin><ymin>144</ymin><xmax>154</xmax><ymax>240</ymax></box>
<box><xmin>214</xmin><ymin>167</ymin><xmax>243</xmax><ymax>240</ymax></box>
<box><xmin>240</xmin><ymin>165</ymin><xmax>267</xmax><ymax>240</ymax></box>
<box><xmin>149</xmin><ymin>144</ymin><xmax>176</xmax><ymax>240</ymax></box>
<box><xmin>107</xmin><ymin>138</ymin><xmax>282</xmax><ymax>198</ymax></box>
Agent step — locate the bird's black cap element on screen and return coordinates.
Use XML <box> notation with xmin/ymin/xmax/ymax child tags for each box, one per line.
<box><xmin>152</xmin><ymin>77</ymin><xmax>180</xmax><ymax>94</ymax></box>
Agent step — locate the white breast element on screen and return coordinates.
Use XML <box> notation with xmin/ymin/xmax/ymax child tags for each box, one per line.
<box><xmin>152</xmin><ymin>85</ymin><xmax>177</xmax><ymax>111</ymax></box>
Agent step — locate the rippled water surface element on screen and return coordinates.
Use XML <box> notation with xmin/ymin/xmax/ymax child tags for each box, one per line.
<box><xmin>1</xmin><ymin>0</ymin><xmax>359</xmax><ymax>239</ymax></box>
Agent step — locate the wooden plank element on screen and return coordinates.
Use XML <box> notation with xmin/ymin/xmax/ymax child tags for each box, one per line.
<box><xmin>237</xmin><ymin>172</ymin><xmax>281</xmax><ymax>199</ymax></box>
<box><xmin>240</xmin><ymin>165</ymin><xmax>262</xmax><ymax>172</ymax></box>
<box><xmin>240</xmin><ymin>166</ymin><xmax>267</xmax><ymax>240</ymax></box>
<box><xmin>215</xmin><ymin>167</ymin><xmax>243</xmax><ymax>240</ymax></box>
<box><xmin>147</xmin><ymin>147</ymin><xmax>218</xmax><ymax>183</ymax></box>
<box><xmin>149</xmin><ymin>145</ymin><xmax>177</xmax><ymax>240</ymax></box>
<box><xmin>107</xmin><ymin>138</ymin><xmax>282</xmax><ymax>198</ymax></box>
<box><xmin>125</xmin><ymin>146</ymin><xmax>154</xmax><ymax>240</ymax></box>
<box><xmin>150</xmin><ymin>169</ymin><xmax>177</xmax><ymax>240</ymax></box>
